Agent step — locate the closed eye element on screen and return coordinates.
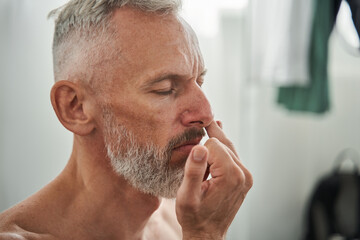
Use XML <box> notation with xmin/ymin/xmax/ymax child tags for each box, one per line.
<box><xmin>153</xmin><ymin>89</ymin><xmax>175</xmax><ymax>96</ymax></box>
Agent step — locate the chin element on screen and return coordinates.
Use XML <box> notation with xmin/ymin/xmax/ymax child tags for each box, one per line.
<box><xmin>170</xmin><ymin>149</ymin><xmax>192</xmax><ymax>168</ymax></box>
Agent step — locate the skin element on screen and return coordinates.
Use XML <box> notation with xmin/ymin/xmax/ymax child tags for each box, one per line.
<box><xmin>0</xmin><ymin>7</ymin><xmax>252</xmax><ymax>240</ymax></box>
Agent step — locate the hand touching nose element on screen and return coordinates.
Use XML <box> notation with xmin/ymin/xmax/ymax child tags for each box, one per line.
<box><xmin>176</xmin><ymin>121</ymin><xmax>253</xmax><ymax>240</ymax></box>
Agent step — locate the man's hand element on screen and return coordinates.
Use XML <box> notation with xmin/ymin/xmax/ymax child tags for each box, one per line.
<box><xmin>176</xmin><ymin>121</ymin><xmax>253</xmax><ymax>240</ymax></box>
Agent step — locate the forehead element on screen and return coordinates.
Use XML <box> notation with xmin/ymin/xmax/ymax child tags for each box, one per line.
<box><xmin>108</xmin><ymin>7</ymin><xmax>204</xmax><ymax>85</ymax></box>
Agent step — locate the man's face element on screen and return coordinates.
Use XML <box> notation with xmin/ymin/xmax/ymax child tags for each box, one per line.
<box><xmin>102</xmin><ymin>106</ymin><xmax>206</xmax><ymax>198</ymax></box>
<box><xmin>94</xmin><ymin>8</ymin><xmax>213</xmax><ymax>197</ymax></box>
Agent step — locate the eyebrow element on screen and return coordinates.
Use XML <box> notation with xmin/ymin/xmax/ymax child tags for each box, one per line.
<box><xmin>141</xmin><ymin>69</ymin><xmax>208</xmax><ymax>90</ymax></box>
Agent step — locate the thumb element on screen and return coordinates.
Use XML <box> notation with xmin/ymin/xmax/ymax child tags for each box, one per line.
<box><xmin>177</xmin><ymin>145</ymin><xmax>208</xmax><ymax>201</ymax></box>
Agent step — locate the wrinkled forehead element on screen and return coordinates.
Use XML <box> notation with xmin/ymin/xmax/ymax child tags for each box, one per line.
<box><xmin>110</xmin><ymin>7</ymin><xmax>199</xmax><ymax>44</ymax></box>
<box><xmin>109</xmin><ymin>7</ymin><xmax>204</xmax><ymax>69</ymax></box>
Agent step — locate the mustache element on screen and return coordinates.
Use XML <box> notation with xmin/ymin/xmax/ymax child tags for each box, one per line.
<box><xmin>166</xmin><ymin>128</ymin><xmax>206</xmax><ymax>151</ymax></box>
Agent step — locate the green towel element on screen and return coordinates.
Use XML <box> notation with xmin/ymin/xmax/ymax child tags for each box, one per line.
<box><xmin>277</xmin><ymin>0</ymin><xmax>340</xmax><ymax>114</ymax></box>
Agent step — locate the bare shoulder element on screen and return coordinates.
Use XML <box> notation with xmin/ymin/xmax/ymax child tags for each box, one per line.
<box><xmin>0</xmin><ymin>208</ymin><xmax>56</xmax><ymax>240</ymax></box>
<box><xmin>0</xmin><ymin>232</ymin><xmax>26</xmax><ymax>240</ymax></box>
<box><xmin>0</xmin><ymin>230</ymin><xmax>55</xmax><ymax>240</ymax></box>
<box><xmin>0</xmin><ymin>216</ymin><xmax>28</xmax><ymax>240</ymax></box>
<box><xmin>0</xmin><ymin>219</ymin><xmax>29</xmax><ymax>240</ymax></box>
<box><xmin>145</xmin><ymin>199</ymin><xmax>182</xmax><ymax>240</ymax></box>
<box><xmin>0</xmin><ymin>208</ymin><xmax>18</xmax><ymax>236</ymax></box>
<box><xmin>0</xmin><ymin>225</ymin><xmax>56</xmax><ymax>240</ymax></box>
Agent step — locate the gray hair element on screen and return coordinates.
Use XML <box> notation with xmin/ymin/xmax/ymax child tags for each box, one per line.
<box><xmin>48</xmin><ymin>0</ymin><xmax>182</xmax><ymax>83</ymax></box>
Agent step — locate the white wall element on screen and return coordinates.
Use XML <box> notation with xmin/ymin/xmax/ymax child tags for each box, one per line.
<box><xmin>244</xmin><ymin>32</ymin><xmax>360</xmax><ymax>239</ymax></box>
<box><xmin>1</xmin><ymin>1</ymin><xmax>360</xmax><ymax>240</ymax></box>
<box><xmin>0</xmin><ymin>0</ymin><xmax>71</xmax><ymax>210</ymax></box>
<box><xmin>191</xmin><ymin>7</ymin><xmax>360</xmax><ymax>240</ymax></box>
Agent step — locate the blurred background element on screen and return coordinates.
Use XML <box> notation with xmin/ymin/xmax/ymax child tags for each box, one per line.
<box><xmin>1</xmin><ymin>0</ymin><xmax>360</xmax><ymax>239</ymax></box>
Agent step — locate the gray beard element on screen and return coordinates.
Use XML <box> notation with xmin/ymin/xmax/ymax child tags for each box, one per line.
<box><xmin>102</xmin><ymin>107</ymin><xmax>204</xmax><ymax>198</ymax></box>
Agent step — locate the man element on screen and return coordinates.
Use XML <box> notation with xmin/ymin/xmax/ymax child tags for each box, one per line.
<box><xmin>0</xmin><ymin>0</ymin><xmax>252</xmax><ymax>239</ymax></box>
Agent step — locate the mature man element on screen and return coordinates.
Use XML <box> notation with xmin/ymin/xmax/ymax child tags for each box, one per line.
<box><xmin>0</xmin><ymin>0</ymin><xmax>252</xmax><ymax>239</ymax></box>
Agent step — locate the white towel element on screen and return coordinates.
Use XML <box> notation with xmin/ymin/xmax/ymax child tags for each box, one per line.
<box><xmin>250</xmin><ymin>0</ymin><xmax>314</xmax><ymax>86</ymax></box>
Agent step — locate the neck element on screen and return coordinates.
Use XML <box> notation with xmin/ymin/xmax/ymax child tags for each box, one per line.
<box><xmin>53</xmin><ymin>136</ymin><xmax>161</xmax><ymax>240</ymax></box>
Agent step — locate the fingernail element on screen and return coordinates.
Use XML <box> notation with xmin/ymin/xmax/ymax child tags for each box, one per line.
<box><xmin>193</xmin><ymin>148</ymin><xmax>206</xmax><ymax>162</ymax></box>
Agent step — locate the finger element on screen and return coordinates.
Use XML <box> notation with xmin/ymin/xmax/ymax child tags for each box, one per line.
<box><xmin>204</xmin><ymin>139</ymin><xmax>251</xmax><ymax>196</ymax></box>
<box><xmin>204</xmin><ymin>138</ymin><xmax>235</xmax><ymax>176</ymax></box>
<box><xmin>216</xmin><ymin>120</ymin><xmax>223</xmax><ymax>129</ymax></box>
<box><xmin>205</xmin><ymin>121</ymin><xmax>238</xmax><ymax>157</ymax></box>
<box><xmin>225</xmin><ymin>147</ymin><xmax>252</xmax><ymax>185</ymax></box>
<box><xmin>224</xmin><ymin>144</ymin><xmax>242</xmax><ymax>168</ymax></box>
<box><xmin>177</xmin><ymin>145</ymin><xmax>208</xmax><ymax>203</ymax></box>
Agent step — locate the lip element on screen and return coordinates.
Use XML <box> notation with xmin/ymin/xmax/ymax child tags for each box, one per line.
<box><xmin>173</xmin><ymin>137</ymin><xmax>203</xmax><ymax>151</ymax></box>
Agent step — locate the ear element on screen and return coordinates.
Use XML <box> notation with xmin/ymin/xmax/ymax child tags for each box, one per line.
<box><xmin>50</xmin><ymin>80</ymin><xmax>96</xmax><ymax>136</ymax></box>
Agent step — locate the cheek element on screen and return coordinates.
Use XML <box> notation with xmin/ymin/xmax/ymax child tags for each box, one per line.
<box><xmin>115</xmin><ymin>100</ymin><xmax>178</xmax><ymax>143</ymax></box>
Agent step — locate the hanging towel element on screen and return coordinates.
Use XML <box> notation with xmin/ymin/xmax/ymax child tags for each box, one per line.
<box><xmin>347</xmin><ymin>0</ymin><xmax>360</xmax><ymax>38</ymax></box>
<box><xmin>250</xmin><ymin>0</ymin><xmax>314</xmax><ymax>86</ymax></box>
<box><xmin>277</xmin><ymin>0</ymin><xmax>342</xmax><ymax>114</ymax></box>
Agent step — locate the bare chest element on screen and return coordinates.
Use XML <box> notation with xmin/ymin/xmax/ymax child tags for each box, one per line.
<box><xmin>143</xmin><ymin>204</ymin><xmax>182</xmax><ymax>240</ymax></box>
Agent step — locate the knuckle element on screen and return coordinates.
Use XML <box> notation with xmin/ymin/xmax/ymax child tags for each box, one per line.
<box><xmin>234</xmin><ymin>167</ymin><xmax>253</xmax><ymax>192</ymax></box>
<box><xmin>245</xmin><ymin>170</ymin><xmax>254</xmax><ymax>190</ymax></box>
<box><xmin>227</xmin><ymin>165</ymin><xmax>253</xmax><ymax>193</ymax></box>
<box><xmin>221</xmin><ymin>165</ymin><xmax>244</xmax><ymax>187</ymax></box>
<box><xmin>231</xmin><ymin>163</ymin><xmax>253</xmax><ymax>191</ymax></box>
<box><xmin>232</xmin><ymin>167</ymin><xmax>246</xmax><ymax>187</ymax></box>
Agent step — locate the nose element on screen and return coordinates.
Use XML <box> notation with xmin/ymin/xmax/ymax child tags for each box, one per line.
<box><xmin>180</xmin><ymin>86</ymin><xmax>214</xmax><ymax>128</ymax></box>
